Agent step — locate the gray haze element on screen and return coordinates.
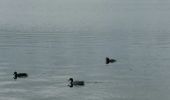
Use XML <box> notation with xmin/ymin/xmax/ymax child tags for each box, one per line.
<box><xmin>0</xmin><ymin>0</ymin><xmax>170</xmax><ymax>33</ymax></box>
<box><xmin>1</xmin><ymin>0</ymin><xmax>170</xmax><ymax>100</ymax></box>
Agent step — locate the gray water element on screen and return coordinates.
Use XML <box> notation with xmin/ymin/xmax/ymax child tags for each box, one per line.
<box><xmin>0</xmin><ymin>32</ymin><xmax>170</xmax><ymax>100</ymax></box>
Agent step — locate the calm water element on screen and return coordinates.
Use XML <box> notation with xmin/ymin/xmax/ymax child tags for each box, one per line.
<box><xmin>0</xmin><ymin>32</ymin><xmax>170</xmax><ymax>100</ymax></box>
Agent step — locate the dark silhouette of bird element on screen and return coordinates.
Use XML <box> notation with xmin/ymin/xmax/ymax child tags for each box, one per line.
<box><xmin>68</xmin><ymin>78</ymin><xmax>85</xmax><ymax>87</ymax></box>
<box><xmin>13</xmin><ymin>71</ymin><xmax>28</xmax><ymax>80</ymax></box>
<box><xmin>105</xmin><ymin>57</ymin><xmax>116</xmax><ymax>64</ymax></box>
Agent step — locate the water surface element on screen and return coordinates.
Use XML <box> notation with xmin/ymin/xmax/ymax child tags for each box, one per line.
<box><xmin>0</xmin><ymin>32</ymin><xmax>170</xmax><ymax>100</ymax></box>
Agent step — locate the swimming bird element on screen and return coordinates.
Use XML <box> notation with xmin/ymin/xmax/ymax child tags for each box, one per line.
<box><xmin>68</xmin><ymin>78</ymin><xmax>85</xmax><ymax>87</ymax></box>
<box><xmin>105</xmin><ymin>57</ymin><xmax>116</xmax><ymax>64</ymax></box>
<box><xmin>13</xmin><ymin>71</ymin><xmax>28</xmax><ymax>80</ymax></box>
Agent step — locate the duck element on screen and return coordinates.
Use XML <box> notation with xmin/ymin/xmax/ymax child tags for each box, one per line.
<box><xmin>13</xmin><ymin>71</ymin><xmax>28</xmax><ymax>80</ymax></box>
<box><xmin>68</xmin><ymin>78</ymin><xmax>85</xmax><ymax>87</ymax></box>
<box><xmin>106</xmin><ymin>57</ymin><xmax>116</xmax><ymax>64</ymax></box>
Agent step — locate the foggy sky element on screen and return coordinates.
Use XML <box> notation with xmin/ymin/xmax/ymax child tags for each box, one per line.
<box><xmin>0</xmin><ymin>0</ymin><xmax>170</xmax><ymax>33</ymax></box>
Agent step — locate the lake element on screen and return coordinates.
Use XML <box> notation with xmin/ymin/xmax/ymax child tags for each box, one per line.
<box><xmin>0</xmin><ymin>32</ymin><xmax>170</xmax><ymax>100</ymax></box>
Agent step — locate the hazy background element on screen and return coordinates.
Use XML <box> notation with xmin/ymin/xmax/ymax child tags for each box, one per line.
<box><xmin>0</xmin><ymin>0</ymin><xmax>170</xmax><ymax>33</ymax></box>
<box><xmin>1</xmin><ymin>0</ymin><xmax>170</xmax><ymax>100</ymax></box>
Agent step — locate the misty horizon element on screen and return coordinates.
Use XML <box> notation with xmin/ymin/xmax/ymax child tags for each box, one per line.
<box><xmin>0</xmin><ymin>0</ymin><xmax>170</xmax><ymax>33</ymax></box>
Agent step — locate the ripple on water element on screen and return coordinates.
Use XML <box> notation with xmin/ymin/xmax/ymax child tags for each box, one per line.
<box><xmin>0</xmin><ymin>81</ymin><xmax>20</xmax><ymax>86</ymax></box>
<box><xmin>0</xmin><ymin>88</ymin><xmax>28</xmax><ymax>93</ymax></box>
<box><xmin>0</xmin><ymin>97</ymin><xmax>23</xmax><ymax>100</ymax></box>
